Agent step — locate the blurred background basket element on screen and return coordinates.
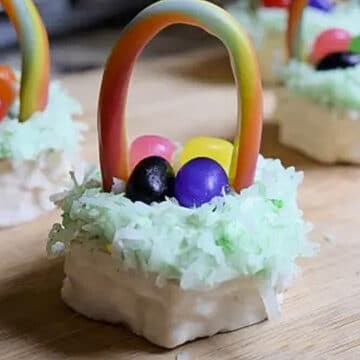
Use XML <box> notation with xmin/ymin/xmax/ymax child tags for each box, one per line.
<box><xmin>0</xmin><ymin>0</ymin><xmax>232</xmax><ymax>74</ymax></box>
<box><xmin>0</xmin><ymin>0</ymin><xmax>232</xmax><ymax>48</ymax></box>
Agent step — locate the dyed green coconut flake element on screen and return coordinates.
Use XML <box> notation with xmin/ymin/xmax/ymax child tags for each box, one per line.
<box><xmin>0</xmin><ymin>82</ymin><xmax>85</xmax><ymax>160</ymax></box>
<box><xmin>280</xmin><ymin>61</ymin><xmax>360</xmax><ymax>111</ymax></box>
<box><xmin>48</xmin><ymin>156</ymin><xmax>317</xmax><ymax>290</ymax></box>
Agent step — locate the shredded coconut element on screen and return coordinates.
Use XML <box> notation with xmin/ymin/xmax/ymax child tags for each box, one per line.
<box><xmin>0</xmin><ymin>80</ymin><xmax>85</xmax><ymax>160</ymax></box>
<box><xmin>48</xmin><ymin>156</ymin><xmax>317</xmax><ymax>290</ymax></box>
<box><xmin>280</xmin><ymin>60</ymin><xmax>360</xmax><ymax>111</ymax></box>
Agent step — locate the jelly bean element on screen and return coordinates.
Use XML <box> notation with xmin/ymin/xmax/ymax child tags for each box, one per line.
<box><xmin>0</xmin><ymin>66</ymin><xmax>17</xmax><ymax>121</ymax></box>
<box><xmin>130</xmin><ymin>135</ymin><xmax>176</xmax><ymax>170</ymax></box>
<box><xmin>309</xmin><ymin>0</ymin><xmax>334</xmax><ymax>12</ymax></box>
<box><xmin>0</xmin><ymin>65</ymin><xmax>16</xmax><ymax>84</ymax></box>
<box><xmin>174</xmin><ymin>157</ymin><xmax>229</xmax><ymax>208</ymax></box>
<box><xmin>316</xmin><ymin>51</ymin><xmax>360</xmax><ymax>71</ymax></box>
<box><xmin>179</xmin><ymin>137</ymin><xmax>233</xmax><ymax>175</ymax></box>
<box><xmin>309</xmin><ymin>28</ymin><xmax>351</xmax><ymax>65</ymax></box>
<box><xmin>349</xmin><ymin>36</ymin><xmax>360</xmax><ymax>54</ymax></box>
<box><xmin>262</xmin><ymin>0</ymin><xmax>290</xmax><ymax>7</ymax></box>
<box><xmin>0</xmin><ymin>79</ymin><xmax>16</xmax><ymax>121</ymax></box>
<box><xmin>125</xmin><ymin>156</ymin><xmax>175</xmax><ymax>204</ymax></box>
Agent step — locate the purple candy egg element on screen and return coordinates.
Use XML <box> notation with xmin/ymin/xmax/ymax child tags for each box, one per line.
<box><xmin>174</xmin><ymin>157</ymin><xmax>229</xmax><ymax>208</ymax></box>
<box><xmin>309</xmin><ymin>0</ymin><xmax>334</xmax><ymax>12</ymax></box>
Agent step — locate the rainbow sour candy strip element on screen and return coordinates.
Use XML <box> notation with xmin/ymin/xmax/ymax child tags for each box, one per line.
<box><xmin>1</xmin><ymin>0</ymin><xmax>50</xmax><ymax>121</ymax></box>
<box><xmin>98</xmin><ymin>0</ymin><xmax>263</xmax><ymax>192</ymax></box>
<box><xmin>287</xmin><ymin>0</ymin><xmax>308</xmax><ymax>61</ymax></box>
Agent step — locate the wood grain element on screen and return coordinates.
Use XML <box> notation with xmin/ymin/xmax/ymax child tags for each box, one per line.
<box><xmin>1</xmin><ymin>46</ymin><xmax>360</xmax><ymax>360</ymax></box>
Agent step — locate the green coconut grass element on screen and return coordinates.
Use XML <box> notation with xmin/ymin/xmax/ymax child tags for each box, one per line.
<box><xmin>280</xmin><ymin>60</ymin><xmax>360</xmax><ymax>111</ymax></box>
<box><xmin>48</xmin><ymin>156</ymin><xmax>316</xmax><ymax>290</ymax></box>
<box><xmin>0</xmin><ymin>81</ymin><xmax>85</xmax><ymax>160</ymax></box>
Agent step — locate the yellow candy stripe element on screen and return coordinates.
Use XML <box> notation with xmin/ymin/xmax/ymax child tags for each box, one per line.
<box><xmin>1</xmin><ymin>0</ymin><xmax>50</xmax><ymax>121</ymax></box>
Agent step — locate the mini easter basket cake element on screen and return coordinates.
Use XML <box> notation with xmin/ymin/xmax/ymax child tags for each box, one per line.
<box><xmin>227</xmin><ymin>0</ymin><xmax>360</xmax><ymax>84</ymax></box>
<box><xmin>48</xmin><ymin>0</ymin><xmax>316</xmax><ymax>349</ymax></box>
<box><xmin>277</xmin><ymin>0</ymin><xmax>360</xmax><ymax>163</ymax></box>
<box><xmin>0</xmin><ymin>0</ymin><xmax>85</xmax><ymax>227</ymax></box>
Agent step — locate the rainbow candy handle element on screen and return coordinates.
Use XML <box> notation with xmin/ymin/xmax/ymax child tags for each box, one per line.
<box><xmin>98</xmin><ymin>0</ymin><xmax>263</xmax><ymax>192</ymax></box>
<box><xmin>287</xmin><ymin>0</ymin><xmax>308</xmax><ymax>61</ymax></box>
<box><xmin>1</xmin><ymin>0</ymin><xmax>50</xmax><ymax>121</ymax></box>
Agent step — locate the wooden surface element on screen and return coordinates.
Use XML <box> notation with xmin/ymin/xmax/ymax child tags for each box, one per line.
<box><xmin>1</xmin><ymin>46</ymin><xmax>360</xmax><ymax>360</ymax></box>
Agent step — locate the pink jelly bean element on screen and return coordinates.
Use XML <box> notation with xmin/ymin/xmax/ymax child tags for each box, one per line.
<box><xmin>129</xmin><ymin>135</ymin><xmax>176</xmax><ymax>170</ymax></box>
<box><xmin>309</xmin><ymin>28</ymin><xmax>351</xmax><ymax>65</ymax></box>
